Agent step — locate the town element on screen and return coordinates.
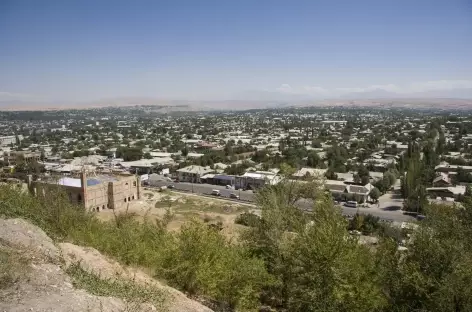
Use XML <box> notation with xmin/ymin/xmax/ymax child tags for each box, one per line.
<box><xmin>2</xmin><ymin>0</ymin><xmax>472</xmax><ymax>310</ymax></box>
<box><xmin>1</xmin><ymin>107</ymin><xmax>470</xmax><ymax>219</ymax></box>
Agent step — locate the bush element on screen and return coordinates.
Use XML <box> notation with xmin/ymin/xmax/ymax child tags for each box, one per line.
<box><xmin>235</xmin><ymin>212</ymin><xmax>262</xmax><ymax>227</ymax></box>
<box><xmin>0</xmin><ymin>185</ymin><xmax>269</xmax><ymax>310</ymax></box>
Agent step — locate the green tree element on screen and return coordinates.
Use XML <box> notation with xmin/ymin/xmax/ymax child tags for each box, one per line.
<box><xmin>377</xmin><ymin>203</ymin><xmax>472</xmax><ymax>311</ymax></box>
<box><xmin>160</xmin><ymin>220</ymin><xmax>271</xmax><ymax>310</ymax></box>
<box><xmin>369</xmin><ymin>187</ymin><xmax>381</xmax><ymax>202</ymax></box>
<box><xmin>242</xmin><ymin>179</ymin><xmax>387</xmax><ymax>311</ymax></box>
<box><xmin>325</xmin><ymin>169</ymin><xmax>338</xmax><ymax>180</ymax></box>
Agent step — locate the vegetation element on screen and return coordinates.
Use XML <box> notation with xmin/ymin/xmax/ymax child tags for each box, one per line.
<box><xmin>0</xmin><ymin>247</ymin><xmax>30</xmax><ymax>291</ymax></box>
<box><xmin>66</xmin><ymin>263</ymin><xmax>166</xmax><ymax>310</ymax></box>
<box><xmin>0</xmin><ymin>185</ymin><xmax>269</xmax><ymax>311</ymax></box>
<box><xmin>234</xmin><ymin>212</ymin><xmax>262</xmax><ymax>227</ymax></box>
<box><xmin>2</xmin><ymin>170</ymin><xmax>472</xmax><ymax>311</ymax></box>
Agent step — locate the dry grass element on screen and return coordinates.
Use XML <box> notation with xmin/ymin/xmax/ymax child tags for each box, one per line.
<box><xmin>98</xmin><ymin>190</ymin><xmax>250</xmax><ymax>238</ymax></box>
<box><xmin>0</xmin><ymin>246</ymin><xmax>30</xmax><ymax>292</ymax></box>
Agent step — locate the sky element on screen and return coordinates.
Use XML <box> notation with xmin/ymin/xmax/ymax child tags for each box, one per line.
<box><xmin>1</xmin><ymin>0</ymin><xmax>472</xmax><ymax>102</ymax></box>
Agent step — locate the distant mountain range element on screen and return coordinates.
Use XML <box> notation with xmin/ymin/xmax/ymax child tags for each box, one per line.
<box><xmin>232</xmin><ymin>88</ymin><xmax>472</xmax><ymax>102</ymax></box>
<box><xmin>339</xmin><ymin>88</ymin><xmax>472</xmax><ymax>100</ymax></box>
<box><xmin>1</xmin><ymin>92</ymin><xmax>472</xmax><ymax>111</ymax></box>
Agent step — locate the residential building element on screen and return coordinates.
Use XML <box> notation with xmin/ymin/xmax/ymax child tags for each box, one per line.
<box><xmin>235</xmin><ymin>171</ymin><xmax>280</xmax><ymax>190</ymax></box>
<box><xmin>176</xmin><ymin>165</ymin><xmax>214</xmax><ymax>183</ymax></box>
<box><xmin>3</xmin><ymin>151</ymin><xmax>41</xmax><ymax>165</ymax></box>
<box><xmin>426</xmin><ymin>186</ymin><xmax>466</xmax><ymax>200</ymax></box>
<box><xmin>325</xmin><ymin>180</ymin><xmax>373</xmax><ymax>203</ymax></box>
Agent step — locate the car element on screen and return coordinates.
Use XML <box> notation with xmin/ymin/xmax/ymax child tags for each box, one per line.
<box><xmin>416</xmin><ymin>214</ymin><xmax>426</xmax><ymax>221</ymax></box>
<box><xmin>229</xmin><ymin>193</ymin><xmax>240</xmax><ymax>199</ymax></box>
<box><xmin>211</xmin><ymin>190</ymin><xmax>221</xmax><ymax>196</ymax></box>
<box><xmin>167</xmin><ymin>184</ymin><xmax>175</xmax><ymax>189</ymax></box>
<box><xmin>226</xmin><ymin>185</ymin><xmax>233</xmax><ymax>189</ymax></box>
<box><xmin>344</xmin><ymin>201</ymin><xmax>358</xmax><ymax>208</ymax></box>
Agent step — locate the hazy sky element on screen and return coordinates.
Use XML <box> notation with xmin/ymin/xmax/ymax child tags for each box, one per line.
<box><xmin>1</xmin><ymin>0</ymin><xmax>471</xmax><ymax>102</ymax></box>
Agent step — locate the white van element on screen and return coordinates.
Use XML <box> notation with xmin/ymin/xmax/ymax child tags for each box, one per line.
<box><xmin>345</xmin><ymin>201</ymin><xmax>358</xmax><ymax>208</ymax></box>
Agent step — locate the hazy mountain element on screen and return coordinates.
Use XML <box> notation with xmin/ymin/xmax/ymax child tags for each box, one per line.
<box><xmin>231</xmin><ymin>90</ymin><xmax>315</xmax><ymax>102</ymax></box>
<box><xmin>340</xmin><ymin>88</ymin><xmax>472</xmax><ymax>100</ymax></box>
<box><xmin>1</xmin><ymin>88</ymin><xmax>471</xmax><ymax>111</ymax></box>
<box><xmin>339</xmin><ymin>89</ymin><xmax>399</xmax><ymax>99</ymax></box>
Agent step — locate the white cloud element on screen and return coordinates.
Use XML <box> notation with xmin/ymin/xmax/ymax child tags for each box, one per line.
<box><xmin>276</xmin><ymin>84</ymin><xmax>294</xmax><ymax>93</ymax></box>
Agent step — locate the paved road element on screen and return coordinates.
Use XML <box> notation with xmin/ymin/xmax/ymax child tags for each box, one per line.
<box><xmin>149</xmin><ymin>181</ymin><xmax>414</xmax><ymax>222</ymax></box>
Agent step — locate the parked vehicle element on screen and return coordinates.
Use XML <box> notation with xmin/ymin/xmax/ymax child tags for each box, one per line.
<box><xmin>167</xmin><ymin>184</ymin><xmax>175</xmax><ymax>189</ymax></box>
<box><xmin>211</xmin><ymin>190</ymin><xmax>221</xmax><ymax>196</ymax></box>
<box><xmin>229</xmin><ymin>193</ymin><xmax>239</xmax><ymax>199</ymax></box>
<box><xmin>344</xmin><ymin>201</ymin><xmax>358</xmax><ymax>208</ymax></box>
<box><xmin>416</xmin><ymin>214</ymin><xmax>426</xmax><ymax>221</ymax></box>
<box><xmin>226</xmin><ymin>185</ymin><xmax>233</xmax><ymax>189</ymax></box>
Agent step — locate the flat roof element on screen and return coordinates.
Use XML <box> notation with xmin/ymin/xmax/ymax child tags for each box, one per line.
<box><xmin>57</xmin><ymin>175</ymin><xmax>120</xmax><ymax>188</ymax></box>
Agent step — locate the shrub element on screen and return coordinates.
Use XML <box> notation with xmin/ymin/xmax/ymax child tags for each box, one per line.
<box><xmin>235</xmin><ymin>212</ymin><xmax>262</xmax><ymax>227</ymax></box>
<box><xmin>0</xmin><ymin>185</ymin><xmax>270</xmax><ymax>310</ymax></box>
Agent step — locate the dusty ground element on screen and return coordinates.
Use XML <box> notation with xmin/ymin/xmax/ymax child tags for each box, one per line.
<box><xmin>97</xmin><ymin>189</ymin><xmax>251</xmax><ymax>239</ymax></box>
<box><xmin>0</xmin><ymin>218</ymin><xmax>213</xmax><ymax>312</ymax></box>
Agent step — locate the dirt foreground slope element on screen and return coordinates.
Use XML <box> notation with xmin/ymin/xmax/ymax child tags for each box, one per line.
<box><xmin>0</xmin><ymin>218</ymin><xmax>213</xmax><ymax>312</ymax></box>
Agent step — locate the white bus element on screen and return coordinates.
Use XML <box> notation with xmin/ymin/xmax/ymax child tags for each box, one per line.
<box><xmin>345</xmin><ymin>201</ymin><xmax>358</xmax><ymax>208</ymax></box>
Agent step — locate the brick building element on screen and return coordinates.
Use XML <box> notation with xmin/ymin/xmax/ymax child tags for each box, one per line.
<box><xmin>29</xmin><ymin>172</ymin><xmax>140</xmax><ymax>212</ymax></box>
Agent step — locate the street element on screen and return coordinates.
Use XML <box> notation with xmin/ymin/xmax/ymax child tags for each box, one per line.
<box><xmin>149</xmin><ymin>181</ymin><xmax>414</xmax><ymax>222</ymax></box>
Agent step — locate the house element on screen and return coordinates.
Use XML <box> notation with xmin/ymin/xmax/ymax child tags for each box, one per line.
<box><xmin>187</xmin><ymin>152</ymin><xmax>204</xmax><ymax>159</ymax></box>
<box><xmin>213</xmin><ymin>162</ymin><xmax>228</xmax><ymax>170</ymax></box>
<box><xmin>213</xmin><ymin>174</ymin><xmax>236</xmax><ymax>186</ymax></box>
<box><xmin>176</xmin><ymin>165</ymin><xmax>214</xmax><ymax>183</ymax></box>
<box><xmin>235</xmin><ymin>171</ymin><xmax>281</xmax><ymax>190</ymax></box>
<box><xmin>435</xmin><ymin>164</ymin><xmax>472</xmax><ymax>173</ymax></box>
<box><xmin>292</xmin><ymin>168</ymin><xmax>327</xmax><ymax>179</ymax></box>
<box><xmin>119</xmin><ymin>158</ymin><xmax>175</xmax><ymax>174</ymax></box>
<box><xmin>29</xmin><ymin>172</ymin><xmax>140</xmax><ymax>212</ymax></box>
<box><xmin>433</xmin><ymin>174</ymin><xmax>452</xmax><ymax>187</ymax></box>
<box><xmin>0</xmin><ymin>135</ymin><xmax>23</xmax><ymax>146</ymax></box>
<box><xmin>426</xmin><ymin>186</ymin><xmax>466</xmax><ymax>200</ymax></box>
<box><xmin>147</xmin><ymin>173</ymin><xmax>172</xmax><ymax>186</ymax></box>
<box><xmin>325</xmin><ymin>180</ymin><xmax>372</xmax><ymax>203</ymax></box>
<box><xmin>3</xmin><ymin>151</ymin><xmax>41</xmax><ymax>165</ymax></box>
<box><xmin>195</xmin><ymin>141</ymin><xmax>217</xmax><ymax>150</ymax></box>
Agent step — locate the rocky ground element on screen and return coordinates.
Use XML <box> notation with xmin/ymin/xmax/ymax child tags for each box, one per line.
<box><xmin>0</xmin><ymin>218</ymin><xmax>213</xmax><ymax>312</ymax></box>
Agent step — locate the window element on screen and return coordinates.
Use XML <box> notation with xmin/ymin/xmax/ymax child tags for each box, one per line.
<box><xmin>133</xmin><ymin>181</ymin><xmax>137</xmax><ymax>187</ymax></box>
<box><xmin>132</xmin><ymin>195</ymin><xmax>135</xmax><ymax>200</ymax></box>
<box><xmin>128</xmin><ymin>196</ymin><xmax>131</xmax><ymax>201</ymax></box>
<box><xmin>102</xmin><ymin>205</ymin><xmax>105</xmax><ymax>210</ymax></box>
<box><xmin>124</xmin><ymin>198</ymin><xmax>127</xmax><ymax>202</ymax></box>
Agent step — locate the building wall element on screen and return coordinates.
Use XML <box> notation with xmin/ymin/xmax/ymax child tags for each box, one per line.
<box><xmin>235</xmin><ymin>176</ymin><xmax>266</xmax><ymax>190</ymax></box>
<box><xmin>0</xmin><ymin>136</ymin><xmax>17</xmax><ymax>146</ymax></box>
<box><xmin>31</xmin><ymin>182</ymin><xmax>85</xmax><ymax>207</ymax></box>
<box><xmin>108</xmin><ymin>175</ymin><xmax>139</xmax><ymax>209</ymax></box>
<box><xmin>86</xmin><ymin>183</ymin><xmax>109</xmax><ymax>211</ymax></box>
